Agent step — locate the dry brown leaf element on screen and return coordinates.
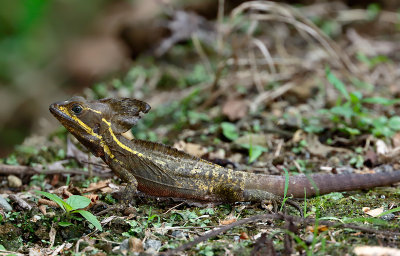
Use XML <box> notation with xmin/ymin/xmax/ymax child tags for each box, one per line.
<box><xmin>292</xmin><ymin>130</ymin><xmax>305</xmax><ymax>143</ymax></box>
<box><xmin>354</xmin><ymin>246</ymin><xmax>400</xmax><ymax>256</ymax></box>
<box><xmin>306</xmin><ymin>134</ymin><xmax>351</xmax><ymax>157</ymax></box>
<box><xmin>222</xmin><ymin>98</ymin><xmax>248</xmax><ymax>121</ymax></box>
<box><xmin>83</xmin><ymin>179</ymin><xmax>112</xmax><ymax>193</ymax></box>
<box><xmin>129</xmin><ymin>237</ymin><xmax>144</xmax><ymax>253</ymax></box>
<box><xmin>235</xmin><ymin>133</ymin><xmax>270</xmax><ymax>147</ymax></box>
<box><xmin>392</xmin><ymin>132</ymin><xmax>400</xmax><ymax>148</ymax></box>
<box><xmin>220</xmin><ymin>218</ymin><xmax>237</xmax><ymax>225</ymax></box>
<box><xmin>49</xmin><ymin>225</ymin><xmax>57</xmax><ymax>248</ymax></box>
<box><xmin>376</xmin><ymin>139</ymin><xmax>389</xmax><ymax>155</ymax></box>
<box><xmin>240</xmin><ymin>231</ymin><xmax>250</xmax><ymax>240</ymax></box>
<box><xmin>173</xmin><ymin>141</ymin><xmax>207</xmax><ymax>157</ymax></box>
<box><xmin>83</xmin><ymin>194</ymin><xmax>99</xmax><ymax>209</ymax></box>
<box><xmin>363</xmin><ymin>207</ymin><xmax>384</xmax><ymax>217</ymax></box>
<box><xmin>306</xmin><ymin>225</ymin><xmax>329</xmax><ymax>233</ymax></box>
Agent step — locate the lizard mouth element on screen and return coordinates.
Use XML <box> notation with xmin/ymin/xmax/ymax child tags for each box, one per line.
<box><xmin>49</xmin><ymin>103</ymin><xmax>70</xmax><ymax>122</ymax></box>
<box><xmin>49</xmin><ymin>102</ymin><xmax>79</xmax><ymax>130</ymax></box>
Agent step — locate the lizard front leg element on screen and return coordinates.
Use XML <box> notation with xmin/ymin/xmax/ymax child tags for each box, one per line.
<box><xmin>106</xmin><ymin>157</ymin><xmax>138</xmax><ymax>205</ymax></box>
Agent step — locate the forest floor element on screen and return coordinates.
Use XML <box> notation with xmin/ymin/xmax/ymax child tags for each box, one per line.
<box><xmin>1</xmin><ymin>1</ymin><xmax>400</xmax><ymax>255</ymax></box>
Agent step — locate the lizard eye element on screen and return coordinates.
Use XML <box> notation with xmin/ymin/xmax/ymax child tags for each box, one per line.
<box><xmin>71</xmin><ymin>105</ymin><xmax>83</xmax><ymax>115</ymax></box>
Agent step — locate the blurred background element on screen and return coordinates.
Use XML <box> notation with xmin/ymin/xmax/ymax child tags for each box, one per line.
<box><xmin>1</xmin><ymin>0</ymin><xmax>400</xmax><ymax>157</ymax></box>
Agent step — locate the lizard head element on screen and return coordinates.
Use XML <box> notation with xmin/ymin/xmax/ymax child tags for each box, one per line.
<box><xmin>49</xmin><ymin>96</ymin><xmax>151</xmax><ymax>156</ymax></box>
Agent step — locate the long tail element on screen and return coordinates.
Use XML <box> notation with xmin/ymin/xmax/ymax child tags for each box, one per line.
<box><xmin>249</xmin><ymin>171</ymin><xmax>400</xmax><ymax>198</ymax></box>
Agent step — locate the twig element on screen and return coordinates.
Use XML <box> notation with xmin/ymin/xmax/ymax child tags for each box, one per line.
<box><xmin>9</xmin><ymin>194</ymin><xmax>32</xmax><ymax>210</ymax></box>
<box><xmin>249</xmin><ymin>82</ymin><xmax>295</xmax><ymax>112</ymax></box>
<box><xmin>0</xmin><ymin>164</ymin><xmax>111</xmax><ymax>177</ymax></box>
<box><xmin>164</xmin><ymin>202</ymin><xmax>185</xmax><ymax>214</ymax></box>
<box><xmin>162</xmin><ymin>213</ymin><xmax>400</xmax><ymax>255</ymax></box>
<box><xmin>162</xmin><ymin>213</ymin><xmax>280</xmax><ymax>255</ymax></box>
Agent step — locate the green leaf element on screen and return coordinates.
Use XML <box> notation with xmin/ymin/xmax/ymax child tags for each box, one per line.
<box><xmin>366</xmin><ymin>3</ymin><xmax>381</xmax><ymax>20</ymax></box>
<box><xmin>279</xmin><ymin>168</ymin><xmax>291</xmax><ymax>212</ymax></box>
<box><xmin>377</xmin><ymin>206</ymin><xmax>400</xmax><ymax>217</ymax></box>
<box><xmin>330</xmin><ymin>105</ymin><xmax>353</xmax><ymax>119</ymax></box>
<box><xmin>35</xmin><ymin>191</ymin><xmax>71</xmax><ymax>212</ymax></box>
<box><xmin>73</xmin><ymin>210</ymin><xmax>103</xmax><ymax>231</ymax></box>
<box><xmin>187</xmin><ymin>111</ymin><xmax>210</xmax><ymax>124</ymax></box>
<box><xmin>326</xmin><ymin>67</ymin><xmax>349</xmax><ymax>100</ymax></box>
<box><xmin>349</xmin><ymin>91</ymin><xmax>362</xmax><ymax>103</ymax></box>
<box><xmin>221</xmin><ymin>122</ymin><xmax>239</xmax><ymax>141</ymax></box>
<box><xmin>343</xmin><ymin>217</ymin><xmax>387</xmax><ymax>225</ymax></box>
<box><xmin>372</xmin><ymin>126</ymin><xmax>393</xmax><ymax>137</ymax></box>
<box><xmin>66</xmin><ymin>195</ymin><xmax>91</xmax><ymax>211</ymax></box>
<box><xmin>247</xmin><ymin>145</ymin><xmax>268</xmax><ymax>163</ymax></box>
<box><xmin>323</xmin><ymin>192</ymin><xmax>344</xmax><ymax>201</ymax></box>
<box><xmin>388</xmin><ymin>116</ymin><xmax>400</xmax><ymax>131</ymax></box>
<box><xmin>372</xmin><ymin>116</ymin><xmax>388</xmax><ymax>128</ymax></box>
<box><xmin>58</xmin><ymin>222</ymin><xmax>73</xmax><ymax>227</ymax></box>
<box><xmin>363</xmin><ymin>97</ymin><xmax>400</xmax><ymax>106</ymax></box>
<box><xmin>341</xmin><ymin>127</ymin><xmax>361</xmax><ymax>136</ymax></box>
<box><xmin>5</xmin><ymin>154</ymin><xmax>18</xmax><ymax>165</ymax></box>
<box><xmin>0</xmin><ymin>244</ymin><xmax>5</xmax><ymax>250</ymax></box>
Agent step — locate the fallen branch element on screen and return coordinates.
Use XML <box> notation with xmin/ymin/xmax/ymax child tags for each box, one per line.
<box><xmin>162</xmin><ymin>213</ymin><xmax>400</xmax><ymax>255</ymax></box>
<box><xmin>0</xmin><ymin>164</ymin><xmax>112</xmax><ymax>177</ymax></box>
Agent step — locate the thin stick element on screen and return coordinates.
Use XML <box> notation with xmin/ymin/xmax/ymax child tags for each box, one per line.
<box><xmin>162</xmin><ymin>213</ymin><xmax>400</xmax><ymax>255</ymax></box>
<box><xmin>0</xmin><ymin>164</ymin><xmax>111</xmax><ymax>177</ymax></box>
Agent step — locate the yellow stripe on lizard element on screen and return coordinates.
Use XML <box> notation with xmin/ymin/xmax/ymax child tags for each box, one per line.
<box><xmin>58</xmin><ymin>106</ymin><xmax>115</xmax><ymax>159</ymax></box>
<box><xmin>102</xmin><ymin>118</ymin><xmax>144</xmax><ymax>158</ymax></box>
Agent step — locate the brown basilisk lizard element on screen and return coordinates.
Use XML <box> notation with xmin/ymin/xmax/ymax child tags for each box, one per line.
<box><xmin>50</xmin><ymin>96</ymin><xmax>400</xmax><ymax>202</ymax></box>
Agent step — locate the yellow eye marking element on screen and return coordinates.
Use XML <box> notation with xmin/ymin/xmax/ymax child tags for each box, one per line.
<box><xmin>102</xmin><ymin>118</ymin><xmax>144</xmax><ymax>158</ymax></box>
<box><xmin>85</xmin><ymin>107</ymin><xmax>102</xmax><ymax>114</ymax></box>
<box><xmin>58</xmin><ymin>106</ymin><xmax>115</xmax><ymax>159</ymax></box>
<box><xmin>59</xmin><ymin>106</ymin><xmax>100</xmax><ymax>139</ymax></box>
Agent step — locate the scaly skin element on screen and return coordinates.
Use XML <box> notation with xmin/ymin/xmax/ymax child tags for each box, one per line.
<box><xmin>49</xmin><ymin>97</ymin><xmax>400</xmax><ymax>202</ymax></box>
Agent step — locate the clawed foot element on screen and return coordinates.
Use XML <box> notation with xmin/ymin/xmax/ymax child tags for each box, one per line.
<box><xmin>111</xmin><ymin>184</ymin><xmax>137</xmax><ymax>207</ymax></box>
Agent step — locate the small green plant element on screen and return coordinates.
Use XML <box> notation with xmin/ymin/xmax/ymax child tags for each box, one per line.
<box><xmin>280</xmin><ymin>168</ymin><xmax>291</xmax><ymax>212</ymax></box>
<box><xmin>144</xmin><ymin>207</ymin><xmax>161</xmax><ymax>229</ymax></box>
<box><xmin>221</xmin><ymin>122</ymin><xmax>239</xmax><ymax>141</ymax></box>
<box><xmin>292</xmin><ymin>140</ymin><xmax>307</xmax><ymax>154</ymax></box>
<box><xmin>221</xmin><ymin>124</ymin><xmax>268</xmax><ymax>163</ymax></box>
<box><xmin>36</xmin><ymin>191</ymin><xmax>102</xmax><ymax>231</ymax></box>
<box><xmin>322</xmin><ymin>67</ymin><xmax>400</xmax><ymax>137</ymax></box>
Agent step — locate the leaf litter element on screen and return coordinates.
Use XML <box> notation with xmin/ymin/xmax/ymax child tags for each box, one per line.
<box><xmin>1</xmin><ymin>1</ymin><xmax>400</xmax><ymax>255</ymax></box>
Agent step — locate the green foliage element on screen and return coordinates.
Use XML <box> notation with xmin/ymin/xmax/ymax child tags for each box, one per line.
<box><xmin>123</xmin><ymin>220</ymin><xmax>143</xmax><ymax>237</ymax></box>
<box><xmin>377</xmin><ymin>206</ymin><xmax>400</xmax><ymax>217</ymax></box>
<box><xmin>29</xmin><ymin>174</ymin><xmax>46</xmax><ymax>189</ymax></box>
<box><xmin>184</xmin><ymin>64</ymin><xmax>211</xmax><ymax>86</ymax></box>
<box><xmin>239</xmin><ymin>143</ymin><xmax>268</xmax><ymax>163</ymax></box>
<box><xmin>292</xmin><ymin>140</ymin><xmax>307</xmax><ymax>154</ymax></box>
<box><xmin>349</xmin><ymin>154</ymin><xmax>364</xmax><ymax>168</ymax></box>
<box><xmin>322</xmin><ymin>68</ymin><xmax>400</xmax><ymax>137</ymax></box>
<box><xmin>197</xmin><ymin>245</ymin><xmax>214</xmax><ymax>256</ymax></box>
<box><xmin>280</xmin><ymin>168</ymin><xmax>291</xmax><ymax>211</ymax></box>
<box><xmin>131</xmin><ymin>88</ymin><xmax>207</xmax><ymax>141</ymax></box>
<box><xmin>326</xmin><ymin>67</ymin><xmax>349</xmax><ymax>100</ymax></box>
<box><xmin>35</xmin><ymin>191</ymin><xmax>102</xmax><ymax>231</ymax></box>
<box><xmin>366</xmin><ymin>3</ymin><xmax>381</xmax><ymax>20</ymax></box>
<box><xmin>4</xmin><ymin>154</ymin><xmax>18</xmax><ymax>165</ymax></box>
<box><xmin>357</xmin><ymin>52</ymin><xmax>390</xmax><ymax>68</ymax></box>
<box><xmin>221</xmin><ymin>122</ymin><xmax>239</xmax><ymax>141</ymax></box>
<box><xmin>144</xmin><ymin>207</ymin><xmax>161</xmax><ymax>229</ymax></box>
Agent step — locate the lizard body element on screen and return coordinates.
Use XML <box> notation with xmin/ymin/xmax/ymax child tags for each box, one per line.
<box><xmin>50</xmin><ymin>97</ymin><xmax>400</xmax><ymax>201</ymax></box>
